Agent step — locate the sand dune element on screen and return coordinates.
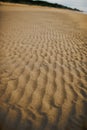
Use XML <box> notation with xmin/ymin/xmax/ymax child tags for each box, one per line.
<box><xmin>0</xmin><ymin>3</ymin><xmax>87</xmax><ymax>130</ymax></box>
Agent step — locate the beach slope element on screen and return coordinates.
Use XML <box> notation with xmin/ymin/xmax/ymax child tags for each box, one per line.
<box><xmin>0</xmin><ymin>3</ymin><xmax>87</xmax><ymax>130</ymax></box>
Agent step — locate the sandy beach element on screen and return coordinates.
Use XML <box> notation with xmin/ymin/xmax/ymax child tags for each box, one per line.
<box><xmin>0</xmin><ymin>3</ymin><xmax>87</xmax><ymax>130</ymax></box>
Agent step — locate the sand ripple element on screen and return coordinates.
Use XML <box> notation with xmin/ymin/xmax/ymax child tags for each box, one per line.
<box><xmin>0</xmin><ymin>3</ymin><xmax>87</xmax><ymax>130</ymax></box>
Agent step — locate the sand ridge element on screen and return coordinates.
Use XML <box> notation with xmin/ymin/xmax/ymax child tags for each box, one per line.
<box><xmin>0</xmin><ymin>3</ymin><xmax>87</xmax><ymax>130</ymax></box>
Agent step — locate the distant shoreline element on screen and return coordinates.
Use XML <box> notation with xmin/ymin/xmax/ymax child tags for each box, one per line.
<box><xmin>83</xmin><ymin>11</ymin><xmax>87</xmax><ymax>14</ymax></box>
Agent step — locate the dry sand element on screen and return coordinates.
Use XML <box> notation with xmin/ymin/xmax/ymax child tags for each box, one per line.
<box><xmin>0</xmin><ymin>3</ymin><xmax>87</xmax><ymax>130</ymax></box>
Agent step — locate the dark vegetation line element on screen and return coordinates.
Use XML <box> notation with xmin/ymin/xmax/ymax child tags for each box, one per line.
<box><xmin>0</xmin><ymin>0</ymin><xmax>81</xmax><ymax>11</ymax></box>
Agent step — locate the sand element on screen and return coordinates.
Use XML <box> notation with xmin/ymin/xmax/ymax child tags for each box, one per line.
<box><xmin>0</xmin><ymin>3</ymin><xmax>87</xmax><ymax>130</ymax></box>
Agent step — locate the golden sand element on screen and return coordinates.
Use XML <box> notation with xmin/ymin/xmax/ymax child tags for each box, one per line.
<box><xmin>0</xmin><ymin>3</ymin><xmax>87</xmax><ymax>130</ymax></box>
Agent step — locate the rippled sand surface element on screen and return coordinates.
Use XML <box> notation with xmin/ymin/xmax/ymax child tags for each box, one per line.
<box><xmin>0</xmin><ymin>3</ymin><xmax>87</xmax><ymax>130</ymax></box>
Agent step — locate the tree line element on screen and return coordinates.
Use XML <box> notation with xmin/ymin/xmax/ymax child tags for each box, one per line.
<box><xmin>0</xmin><ymin>0</ymin><xmax>80</xmax><ymax>11</ymax></box>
